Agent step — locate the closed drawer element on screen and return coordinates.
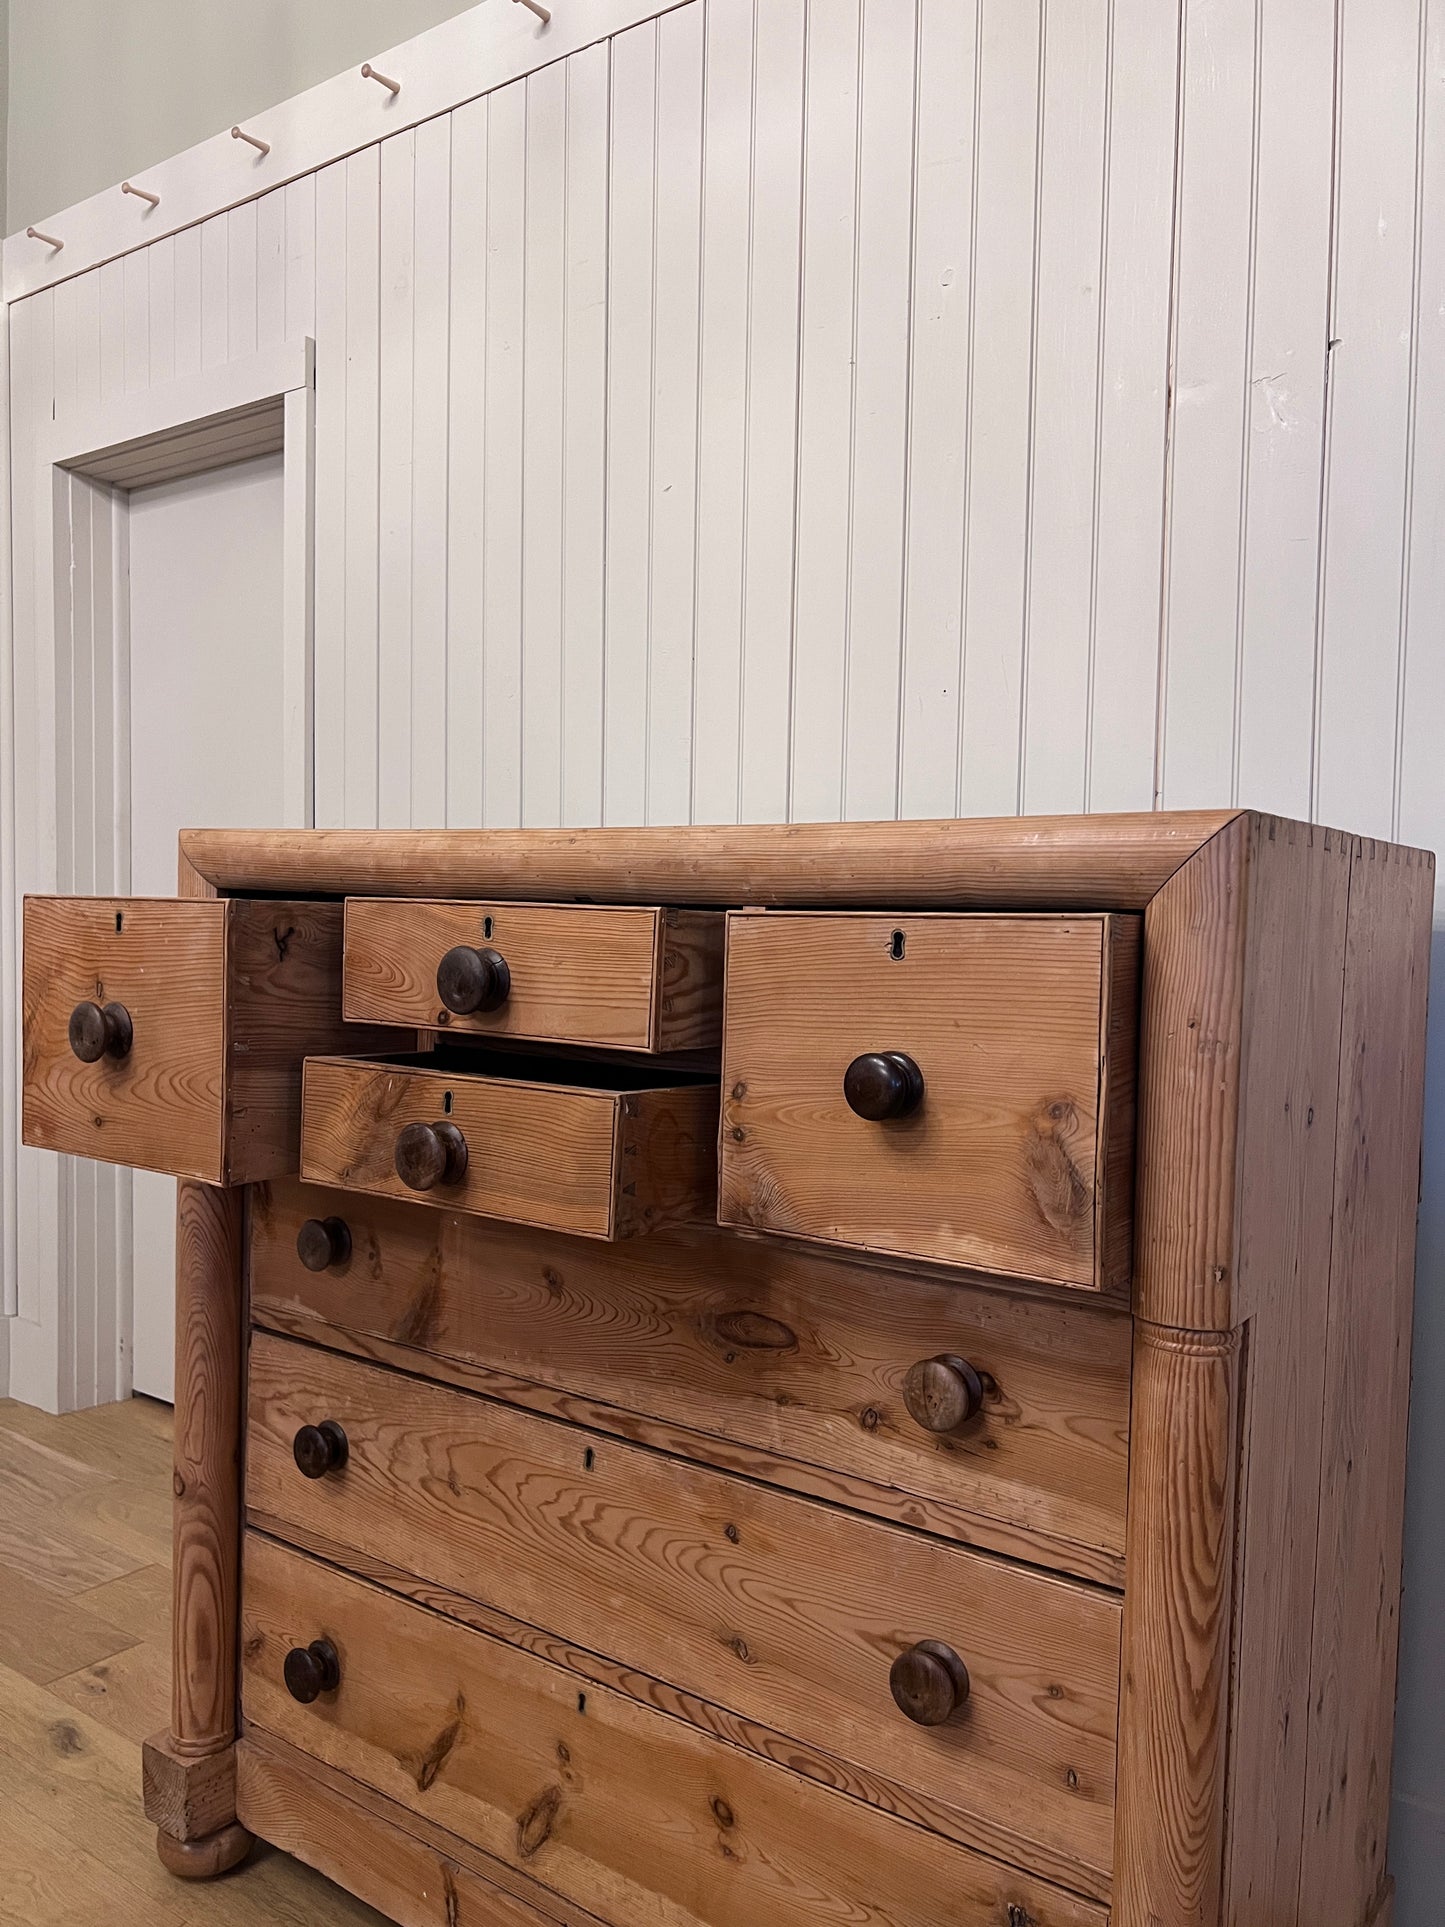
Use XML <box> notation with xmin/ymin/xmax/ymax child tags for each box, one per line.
<box><xmin>251</xmin><ymin>1177</ymin><xmax>1131</xmax><ymax>1586</ymax></box>
<box><xmin>22</xmin><ymin>895</ymin><xmax>370</xmax><ymax>1183</ymax></box>
<box><xmin>247</xmin><ymin>1330</ymin><xmax>1120</xmax><ymax>1892</ymax></box>
<box><xmin>300</xmin><ymin>1050</ymin><xmax>718</xmax><ymax>1239</ymax></box>
<box><xmin>241</xmin><ymin>1535</ymin><xmax>1107</xmax><ymax>1927</ymax></box>
<box><xmin>343</xmin><ymin>898</ymin><xmax>724</xmax><ymax>1051</ymax></box>
<box><xmin>720</xmin><ymin>911</ymin><xmax>1138</xmax><ymax>1290</ymax></box>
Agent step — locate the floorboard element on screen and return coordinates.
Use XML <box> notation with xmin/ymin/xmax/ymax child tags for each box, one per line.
<box><xmin>0</xmin><ymin>1394</ymin><xmax>390</xmax><ymax>1925</ymax></box>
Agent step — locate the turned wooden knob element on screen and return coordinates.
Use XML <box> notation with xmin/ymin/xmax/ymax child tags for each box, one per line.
<box><xmin>394</xmin><ymin>1119</ymin><xmax>468</xmax><ymax>1192</ymax></box>
<box><xmin>292</xmin><ymin>1419</ymin><xmax>348</xmax><ymax>1480</ymax></box>
<box><xmin>67</xmin><ymin>999</ymin><xmax>133</xmax><ymax>1064</ymax></box>
<box><xmin>295</xmin><ymin>1216</ymin><xmax>352</xmax><ymax>1272</ymax></box>
<box><xmin>890</xmin><ymin>1640</ymin><xmax>970</xmax><ymax>1726</ymax></box>
<box><xmin>844</xmin><ymin>1051</ymin><xmax>924</xmax><ymax>1121</ymax></box>
<box><xmin>903</xmin><ymin>1355</ymin><xmax>986</xmax><ymax>1434</ymax></box>
<box><xmin>283</xmin><ymin>1638</ymin><xmax>341</xmax><ymax>1704</ymax></box>
<box><xmin>436</xmin><ymin>944</ymin><xmax>510</xmax><ymax>1015</ymax></box>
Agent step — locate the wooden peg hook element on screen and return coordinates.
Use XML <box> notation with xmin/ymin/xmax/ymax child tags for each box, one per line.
<box><xmin>121</xmin><ymin>181</ymin><xmax>160</xmax><ymax>208</ymax></box>
<box><xmin>26</xmin><ymin>225</ymin><xmax>63</xmax><ymax>250</ymax></box>
<box><xmin>231</xmin><ymin>125</ymin><xmax>271</xmax><ymax>156</ymax></box>
<box><xmin>361</xmin><ymin>62</ymin><xmax>401</xmax><ymax>95</ymax></box>
<box><xmin>513</xmin><ymin>0</ymin><xmax>552</xmax><ymax>20</ymax></box>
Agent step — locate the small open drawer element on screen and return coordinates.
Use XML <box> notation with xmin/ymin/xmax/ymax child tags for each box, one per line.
<box><xmin>720</xmin><ymin>911</ymin><xmax>1139</xmax><ymax>1291</ymax></box>
<box><xmin>342</xmin><ymin>899</ymin><xmax>724</xmax><ymax>1052</ymax></box>
<box><xmin>299</xmin><ymin>1049</ymin><xmax>719</xmax><ymax>1239</ymax></box>
<box><xmin>22</xmin><ymin>894</ymin><xmax>370</xmax><ymax>1183</ymax></box>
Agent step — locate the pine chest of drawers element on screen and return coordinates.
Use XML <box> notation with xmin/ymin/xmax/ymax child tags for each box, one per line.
<box><xmin>20</xmin><ymin>812</ymin><xmax>1432</xmax><ymax>1927</ymax></box>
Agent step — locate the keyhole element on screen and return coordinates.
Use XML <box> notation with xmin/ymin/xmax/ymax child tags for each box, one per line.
<box><xmin>583</xmin><ymin>1447</ymin><xmax>595</xmax><ymax>1471</ymax></box>
<box><xmin>483</xmin><ymin>915</ymin><xmax>494</xmax><ymax>939</ymax></box>
<box><xmin>115</xmin><ymin>911</ymin><xmax>124</xmax><ymax>933</ymax></box>
<box><xmin>889</xmin><ymin>929</ymin><xmax>906</xmax><ymax>961</ymax></box>
<box><xmin>443</xmin><ymin>1090</ymin><xmax>454</xmax><ymax>1115</ymax></box>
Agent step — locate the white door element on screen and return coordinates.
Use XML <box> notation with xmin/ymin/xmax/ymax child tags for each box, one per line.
<box><xmin>127</xmin><ymin>452</ymin><xmax>288</xmax><ymax>1400</ymax></box>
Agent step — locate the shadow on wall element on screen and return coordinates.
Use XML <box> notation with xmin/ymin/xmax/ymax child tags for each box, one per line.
<box><xmin>1392</xmin><ymin>922</ymin><xmax>1445</xmax><ymax>1913</ymax></box>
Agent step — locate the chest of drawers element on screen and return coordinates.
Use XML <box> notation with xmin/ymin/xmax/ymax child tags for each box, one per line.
<box><xmin>20</xmin><ymin>811</ymin><xmax>1431</xmax><ymax>1927</ymax></box>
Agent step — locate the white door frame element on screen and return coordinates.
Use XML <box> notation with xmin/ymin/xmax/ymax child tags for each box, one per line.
<box><xmin>5</xmin><ymin>335</ymin><xmax>314</xmax><ymax>1412</ymax></box>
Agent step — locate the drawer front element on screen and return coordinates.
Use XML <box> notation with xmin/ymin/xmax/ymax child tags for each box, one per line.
<box><xmin>247</xmin><ymin>1330</ymin><xmax>1119</xmax><ymax>1889</ymax></box>
<box><xmin>300</xmin><ymin>1055</ymin><xmax>717</xmax><ymax>1239</ymax></box>
<box><xmin>241</xmin><ymin>1534</ymin><xmax>1108</xmax><ymax>1927</ymax></box>
<box><xmin>720</xmin><ymin>912</ymin><xmax>1138</xmax><ymax>1290</ymax></box>
<box><xmin>344</xmin><ymin>898</ymin><xmax>724</xmax><ymax>1052</ymax></box>
<box><xmin>22</xmin><ymin>895</ymin><xmax>364</xmax><ymax>1183</ymax></box>
<box><xmin>23</xmin><ymin>896</ymin><xmax>227</xmax><ymax>1180</ymax></box>
<box><xmin>251</xmin><ymin>1178</ymin><xmax>1131</xmax><ymax>1586</ymax></box>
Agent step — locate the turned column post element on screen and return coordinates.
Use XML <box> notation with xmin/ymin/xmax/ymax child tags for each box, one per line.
<box><xmin>142</xmin><ymin>1178</ymin><xmax>253</xmax><ymax>1876</ymax></box>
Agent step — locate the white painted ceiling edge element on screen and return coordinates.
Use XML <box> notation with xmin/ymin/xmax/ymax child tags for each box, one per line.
<box><xmin>2</xmin><ymin>0</ymin><xmax>691</xmax><ymax>304</ymax></box>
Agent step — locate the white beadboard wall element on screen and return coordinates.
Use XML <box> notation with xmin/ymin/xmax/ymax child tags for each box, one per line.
<box><xmin>5</xmin><ymin>0</ymin><xmax>1445</xmax><ymax>1910</ymax></box>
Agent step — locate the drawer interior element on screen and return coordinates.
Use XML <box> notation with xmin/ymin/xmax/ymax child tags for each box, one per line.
<box><xmin>330</xmin><ymin>1044</ymin><xmax>720</xmax><ymax>1093</ymax></box>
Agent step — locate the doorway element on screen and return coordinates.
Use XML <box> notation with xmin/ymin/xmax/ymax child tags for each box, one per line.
<box><xmin>126</xmin><ymin>452</ymin><xmax>287</xmax><ymax>1398</ymax></box>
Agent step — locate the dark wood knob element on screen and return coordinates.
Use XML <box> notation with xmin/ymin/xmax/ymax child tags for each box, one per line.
<box><xmin>903</xmin><ymin>1355</ymin><xmax>986</xmax><ymax>1435</ymax></box>
<box><xmin>436</xmin><ymin>944</ymin><xmax>510</xmax><ymax>1015</ymax></box>
<box><xmin>844</xmin><ymin>1051</ymin><xmax>924</xmax><ymax>1121</ymax></box>
<box><xmin>394</xmin><ymin>1119</ymin><xmax>469</xmax><ymax>1192</ymax></box>
<box><xmin>67</xmin><ymin>1000</ymin><xmax>133</xmax><ymax>1063</ymax></box>
<box><xmin>890</xmin><ymin>1640</ymin><xmax>970</xmax><ymax>1726</ymax></box>
<box><xmin>292</xmin><ymin>1419</ymin><xmax>348</xmax><ymax>1479</ymax></box>
<box><xmin>295</xmin><ymin>1216</ymin><xmax>352</xmax><ymax>1272</ymax></box>
<box><xmin>283</xmin><ymin>1638</ymin><xmax>341</xmax><ymax>1704</ymax></box>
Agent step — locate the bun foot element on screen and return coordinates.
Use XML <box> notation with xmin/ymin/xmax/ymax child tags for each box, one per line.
<box><xmin>155</xmin><ymin>1819</ymin><xmax>253</xmax><ymax>1880</ymax></box>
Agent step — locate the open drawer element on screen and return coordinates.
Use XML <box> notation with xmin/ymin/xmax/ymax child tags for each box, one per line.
<box><xmin>299</xmin><ymin>1048</ymin><xmax>718</xmax><ymax>1239</ymax></box>
<box><xmin>720</xmin><ymin>911</ymin><xmax>1139</xmax><ymax>1291</ymax></box>
<box><xmin>343</xmin><ymin>898</ymin><xmax>725</xmax><ymax>1051</ymax></box>
<box><xmin>22</xmin><ymin>894</ymin><xmax>373</xmax><ymax>1183</ymax></box>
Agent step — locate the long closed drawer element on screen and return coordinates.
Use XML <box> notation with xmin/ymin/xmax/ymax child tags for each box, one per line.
<box><xmin>246</xmin><ymin>1330</ymin><xmax>1120</xmax><ymax>1892</ymax></box>
<box><xmin>300</xmin><ymin>1050</ymin><xmax>718</xmax><ymax>1239</ymax></box>
<box><xmin>240</xmin><ymin>1534</ymin><xmax>1108</xmax><ymax>1927</ymax></box>
<box><xmin>343</xmin><ymin>898</ymin><xmax>725</xmax><ymax>1051</ymax></box>
<box><xmin>22</xmin><ymin>895</ymin><xmax>374</xmax><ymax>1183</ymax></box>
<box><xmin>720</xmin><ymin>911</ymin><xmax>1138</xmax><ymax>1290</ymax></box>
<box><xmin>250</xmin><ymin>1177</ymin><xmax>1132</xmax><ymax>1586</ymax></box>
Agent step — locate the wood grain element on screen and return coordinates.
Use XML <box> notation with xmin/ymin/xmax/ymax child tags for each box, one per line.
<box><xmin>1112</xmin><ymin>1322</ymin><xmax>1240</xmax><ymax>1927</ymax></box>
<box><xmin>1218</xmin><ymin>817</ymin><xmax>1353</xmax><ymax>1926</ymax></box>
<box><xmin>21</xmin><ymin>894</ymin><xmax>387</xmax><ymax>1183</ymax></box>
<box><xmin>343</xmin><ymin>899</ymin><xmax>725</xmax><ymax>1052</ymax></box>
<box><xmin>1134</xmin><ymin>815</ymin><xmax>1251</xmax><ymax>1330</ymax></box>
<box><xmin>142</xmin><ymin>1730</ymin><xmax>237</xmax><ymax>1843</ymax></box>
<box><xmin>1098</xmin><ymin>912</ymin><xmax>1141</xmax><ymax>1292</ymax></box>
<box><xmin>301</xmin><ymin>1055</ymin><xmax>718</xmax><ymax>1239</ymax></box>
<box><xmin>222</xmin><ymin>900</ymin><xmax>396</xmax><ymax>1184</ymax></box>
<box><xmin>239</xmin><ymin>1735</ymin><xmax>581</xmax><ymax>1927</ymax></box>
<box><xmin>161</xmin><ymin>1180</ymin><xmax>250</xmax><ymax>1864</ymax></box>
<box><xmin>170</xmin><ymin>1182</ymin><xmax>245</xmax><ymax>1762</ymax></box>
<box><xmin>23</xmin><ymin>895</ymin><xmax>229</xmax><ymax>1180</ymax></box>
<box><xmin>1296</xmin><ymin>839</ymin><xmax>1434</xmax><ymax>1927</ymax></box>
<box><xmin>0</xmin><ymin>1393</ymin><xmax>389</xmax><ymax>1926</ymax></box>
<box><xmin>244</xmin><ymin>1331</ymin><xmax>1120</xmax><ymax>1889</ymax></box>
<box><xmin>247</xmin><ymin>1503</ymin><xmax>1115</xmax><ymax>1880</ymax></box>
<box><xmin>249</xmin><ymin>1177</ymin><xmax>1132</xmax><ymax>1585</ymax></box>
<box><xmin>240</xmin><ymin>1535</ymin><xmax>1111</xmax><ymax>1927</ymax></box>
<box><xmin>720</xmin><ymin>911</ymin><xmax>1135</xmax><ymax>1288</ymax></box>
<box><xmin>181</xmin><ymin>811</ymin><xmax>1240</xmax><ymax>908</ymax></box>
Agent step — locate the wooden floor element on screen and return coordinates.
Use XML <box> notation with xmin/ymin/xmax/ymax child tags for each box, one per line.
<box><xmin>0</xmin><ymin>1393</ymin><xmax>388</xmax><ymax>1926</ymax></box>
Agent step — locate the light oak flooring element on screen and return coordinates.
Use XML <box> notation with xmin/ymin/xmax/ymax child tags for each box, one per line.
<box><xmin>0</xmin><ymin>1392</ymin><xmax>388</xmax><ymax>1925</ymax></box>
